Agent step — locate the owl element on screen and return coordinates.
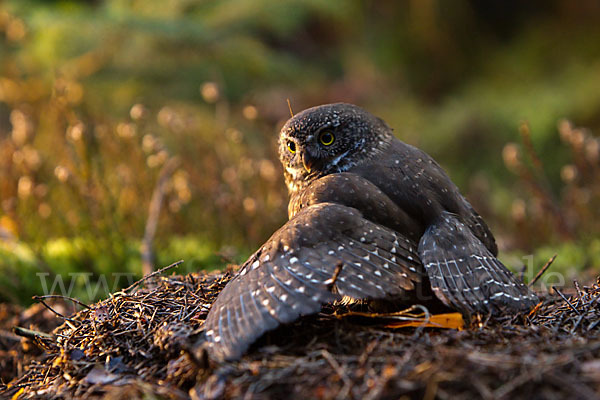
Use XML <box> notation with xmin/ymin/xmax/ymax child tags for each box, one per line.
<box><xmin>204</xmin><ymin>103</ymin><xmax>538</xmax><ymax>361</ymax></box>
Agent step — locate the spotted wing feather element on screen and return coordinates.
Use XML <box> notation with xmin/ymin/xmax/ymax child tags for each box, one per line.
<box><xmin>289</xmin><ymin>172</ymin><xmax>422</xmax><ymax>242</ymax></box>
<box><xmin>418</xmin><ymin>211</ymin><xmax>538</xmax><ymax>314</ymax></box>
<box><xmin>204</xmin><ymin>202</ymin><xmax>424</xmax><ymax>361</ymax></box>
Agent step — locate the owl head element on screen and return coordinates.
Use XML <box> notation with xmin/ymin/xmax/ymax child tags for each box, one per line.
<box><xmin>278</xmin><ymin>103</ymin><xmax>392</xmax><ymax>195</ymax></box>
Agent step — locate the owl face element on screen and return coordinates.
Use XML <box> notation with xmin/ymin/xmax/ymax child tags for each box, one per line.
<box><xmin>278</xmin><ymin>103</ymin><xmax>392</xmax><ymax>194</ymax></box>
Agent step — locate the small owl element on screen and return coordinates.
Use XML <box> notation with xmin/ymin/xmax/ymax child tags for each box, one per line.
<box><xmin>204</xmin><ymin>103</ymin><xmax>538</xmax><ymax>361</ymax></box>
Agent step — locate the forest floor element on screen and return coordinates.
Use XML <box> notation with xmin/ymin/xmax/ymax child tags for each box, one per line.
<box><xmin>1</xmin><ymin>266</ymin><xmax>599</xmax><ymax>400</ymax></box>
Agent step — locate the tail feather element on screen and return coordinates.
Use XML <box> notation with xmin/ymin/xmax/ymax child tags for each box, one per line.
<box><xmin>418</xmin><ymin>211</ymin><xmax>538</xmax><ymax>314</ymax></box>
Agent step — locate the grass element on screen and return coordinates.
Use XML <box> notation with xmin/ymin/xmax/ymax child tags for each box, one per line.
<box><xmin>0</xmin><ymin>236</ymin><xmax>247</xmax><ymax>305</ymax></box>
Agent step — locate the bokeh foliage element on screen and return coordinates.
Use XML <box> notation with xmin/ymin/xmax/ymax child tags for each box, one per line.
<box><xmin>1</xmin><ymin>0</ymin><xmax>600</xmax><ymax>304</ymax></box>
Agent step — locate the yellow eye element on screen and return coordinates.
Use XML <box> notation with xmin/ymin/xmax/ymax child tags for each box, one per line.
<box><xmin>319</xmin><ymin>131</ymin><xmax>335</xmax><ymax>146</ymax></box>
<box><xmin>287</xmin><ymin>141</ymin><xmax>296</xmax><ymax>153</ymax></box>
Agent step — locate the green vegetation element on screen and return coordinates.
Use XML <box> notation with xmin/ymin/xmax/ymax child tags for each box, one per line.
<box><xmin>0</xmin><ymin>236</ymin><xmax>236</xmax><ymax>304</ymax></box>
<box><xmin>1</xmin><ymin>1</ymin><xmax>599</xmax><ymax>304</ymax></box>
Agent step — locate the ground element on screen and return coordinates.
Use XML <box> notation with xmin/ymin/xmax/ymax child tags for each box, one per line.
<box><xmin>1</xmin><ymin>267</ymin><xmax>599</xmax><ymax>399</ymax></box>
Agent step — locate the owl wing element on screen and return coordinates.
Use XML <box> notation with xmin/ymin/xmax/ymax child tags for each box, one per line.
<box><xmin>289</xmin><ymin>172</ymin><xmax>423</xmax><ymax>242</ymax></box>
<box><xmin>418</xmin><ymin>211</ymin><xmax>538</xmax><ymax>314</ymax></box>
<box><xmin>461</xmin><ymin>201</ymin><xmax>498</xmax><ymax>256</ymax></box>
<box><xmin>204</xmin><ymin>202</ymin><xmax>425</xmax><ymax>361</ymax></box>
<box><xmin>355</xmin><ymin>141</ymin><xmax>499</xmax><ymax>256</ymax></box>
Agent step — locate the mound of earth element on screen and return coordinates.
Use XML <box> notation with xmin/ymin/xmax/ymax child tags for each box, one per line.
<box><xmin>1</xmin><ymin>266</ymin><xmax>599</xmax><ymax>399</ymax></box>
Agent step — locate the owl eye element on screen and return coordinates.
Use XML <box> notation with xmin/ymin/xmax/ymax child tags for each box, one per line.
<box><xmin>319</xmin><ymin>131</ymin><xmax>335</xmax><ymax>146</ymax></box>
<box><xmin>287</xmin><ymin>141</ymin><xmax>296</xmax><ymax>153</ymax></box>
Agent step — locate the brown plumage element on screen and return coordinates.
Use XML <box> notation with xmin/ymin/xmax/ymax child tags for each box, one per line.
<box><xmin>204</xmin><ymin>103</ymin><xmax>538</xmax><ymax>361</ymax></box>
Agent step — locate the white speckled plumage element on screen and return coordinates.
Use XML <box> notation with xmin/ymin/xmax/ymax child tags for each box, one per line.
<box><xmin>204</xmin><ymin>103</ymin><xmax>538</xmax><ymax>361</ymax></box>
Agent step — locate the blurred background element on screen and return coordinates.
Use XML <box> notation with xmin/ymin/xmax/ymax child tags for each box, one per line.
<box><xmin>1</xmin><ymin>0</ymin><xmax>600</xmax><ymax>304</ymax></box>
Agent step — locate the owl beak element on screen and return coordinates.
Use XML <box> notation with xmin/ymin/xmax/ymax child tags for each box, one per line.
<box><xmin>301</xmin><ymin>151</ymin><xmax>318</xmax><ymax>173</ymax></box>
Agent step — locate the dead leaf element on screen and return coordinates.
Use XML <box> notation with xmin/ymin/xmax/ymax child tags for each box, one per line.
<box><xmin>384</xmin><ymin>313</ymin><xmax>464</xmax><ymax>330</ymax></box>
